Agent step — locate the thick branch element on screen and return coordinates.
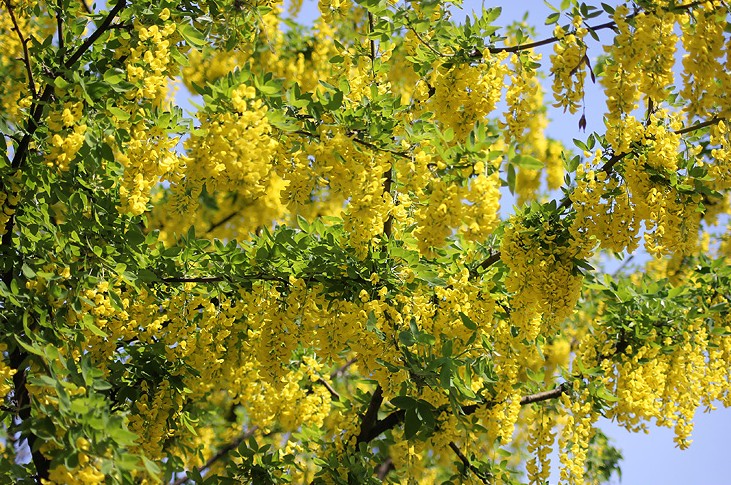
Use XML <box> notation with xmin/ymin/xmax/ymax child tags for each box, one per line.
<box><xmin>171</xmin><ymin>426</ymin><xmax>259</xmax><ymax>485</ymax></box>
<box><xmin>55</xmin><ymin>1</ymin><xmax>65</xmax><ymax>58</ymax></box>
<box><xmin>356</xmin><ymin>385</ymin><xmax>384</xmax><ymax>444</ymax></box>
<box><xmin>9</xmin><ymin>349</ymin><xmax>51</xmax><ymax>483</ymax></box>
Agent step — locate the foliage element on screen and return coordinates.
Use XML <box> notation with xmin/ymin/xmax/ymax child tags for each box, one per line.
<box><xmin>1</xmin><ymin>0</ymin><xmax>730</xmax><ymax>483</ymax></box>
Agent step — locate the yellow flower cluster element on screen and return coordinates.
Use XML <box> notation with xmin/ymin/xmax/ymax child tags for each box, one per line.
<box><xmin>125</xmin><ymin>17</ymin><xmax>178</xmax><ymax>104</ymax></box>
<box><xmin>117</xmin><ymin>125</ymin><xmax>182</xmax><ymax>216</ymax></box>
<box><xmin>503</xmin><ymin>51</ymin><xmax>542</xmax><ymax>143</ymax></box>
<box><xmin>0</xmin><ymin>344</ymin><xmax>16</xmax><ymax>401</ymax></box>
<box><xmin>602</xmin><ymin>6</ymin><xmax>677</xmax><ymax>154</ymax></box>
<box><xmin>680</xmin><ymin>8</ymin><xmax>728</xmax><ymax>120</ymax></box>
<box><xmin>558</xmin><ymin>389</ymin><xmax>596</xmax><ymax>485</ymax></box>
<box><xmin>577</xmin><ymin>295</ymin><xmax>731</xmax><ymax>451</ymax></box>
<box><xmin>526</xmin><ymin>406</ymin><xmax>555</xmax><ymax>484</ymax></box>
<box><xmin>501</xmin><ymin>215</ymin><xmax>588</xmax><ymax>335</ymax></box>
<box><xmin>428</xmin><ymin>54</ymin><xmax>508</xmax><ymax>139</ymax></box>
<box><xmin>180</xmin><ymin>84</ymin><xmax>278</xmax><ymax>206</ymax></box>
<box><xmin>570</xmin><ymin>160</ymin><xmax>639</xmax><ymax>254</ymax></box>
<box><xmin>0</xmin><ymin>170</ymin><xmax>21</xmax><ymax>237</ymax></box>
<box><xmin>318</xmin><ymin>0</ymin><xmax>351</xmax><ymax>24</ymax></box>
<box><xmin>414</xmin><ymin>169</ymin><xmax>501</xmax><ymax>255</ymax></box>
<box><xmin>128</xmin><ymin>379</ymin><xmax>183</xmax><ymax>458</ymax></box>
<box><xmin>550</xmin><ymin>17</ymin><xmax>588</xmax><ymax>114</ymax></box>
<box><xmin>708</xmin><ymin>120</ymin><xmax>731</xmax><ymax>190</ymax></box>
<box><xmin>182</xmin><ymin>48</ymin><xmax>243</xmax><ymax>91</ymax></box>
<box><xmin>43</xmin><ymin>462</ymin><xmax>105</xmax><ymax>485</ymax></box>
<box><xmin>44</xmin><ymin>98</ymin><xmax>87</xmax><ymax>172</ymax></box>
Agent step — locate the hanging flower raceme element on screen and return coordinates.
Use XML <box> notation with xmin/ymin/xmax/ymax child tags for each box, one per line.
<box><xmin>550</xmin><ymin>16</ymin><xmax>588</xmax><ymax>114</ymax></box>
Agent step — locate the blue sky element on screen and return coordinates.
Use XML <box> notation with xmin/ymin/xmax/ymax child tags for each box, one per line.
<box><xmin>285</xmin><ymin>1</ymin><xmax>731</xmax><ymax>482</ymax></box>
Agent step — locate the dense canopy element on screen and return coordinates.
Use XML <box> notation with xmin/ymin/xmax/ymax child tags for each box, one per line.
<box><xmin>1</xmin><ymin>0</ymin><xmax>730</xmax><ymax>483</ymax></box>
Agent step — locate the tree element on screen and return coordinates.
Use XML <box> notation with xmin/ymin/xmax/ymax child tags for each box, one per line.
<box><xmin>1</xmin><ymin>0</ymin><xmax>730</xmax><ymax>482</ymax></box>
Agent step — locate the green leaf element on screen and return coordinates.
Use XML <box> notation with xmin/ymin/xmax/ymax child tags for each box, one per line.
<box><xmin>21</xmin><ymin>263</ymin><xmax>36</xmax><ymax>278</ymax></box>
<box><xmin>54</xmin><ymin>76</ymin><xmax>70</xmax><ymax>89</ymax></box>
<box><xmin>403</xmin><ymin>408</ymin><xmax>421</xmax><ymax>440</ymax></box>
<box><xmin>137</xmin><ymin>268</ymin><xmax>159</xmax><ymax>283</ymax></box>
<box><xmin>390</xmin><ymin>396</ymin><xmax>417</xmax><ymax>409</ymax></box>
<box><xmin>459</xmin><ymin>312</ymin><xmax>478</xmax><ymax>330</ymax></box>
<box><xmin>141</xmin><ymin>456</ymin><xmax>162</xmax><ymax>481</ymax></box>
<box><xmin>108</xmin><ymin>107</ymin><xmax>130</xmax><ymax>121</ymax></box>
<box><xmin>179</xmin><ymin>23</ymin><xmax>207</xmax><ymax>47</ymax></box>
<box><xmin>512</xmin><ymin>154</ymin><xmax>544</xmax><ymax>170</ymax></box>
<box><xmin>82</xmin><ymin>314</ymin><xmax>108</xmax><ymax>338</ymax></box>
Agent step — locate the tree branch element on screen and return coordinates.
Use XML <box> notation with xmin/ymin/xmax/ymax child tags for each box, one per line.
<box><xmin>55</xmin><ymin>0</ymin><xmax>65</xmax><ymax>59</ymax></box>
<box><xmin>79</xmin><ymin>0</ymin><xmax>92</xmax><ymax>14</ymax></box>
<box><xmin>484</xmin><ymin>0</ymin><xmax>709</xmax><ymax>56</ymax></box>
<box><xmin>362</xmin><ymin>383</ymin><xmax>568</xmax><ymax>444</ymax></box>
<box><xmin>9</xmin><ymin>348</ymin><xmax>51</xmax><ymax>483</ymax></box>
<box><xmin>160</xmin><ymin>274</ymin><xmax>288</xmax><ymax>285</ymax></box>
<box><xmin>64</xmin><ymin>0</ymin><xmax>125</xmax><ymax>68</ymax></box>
<box><xmin>330</xmin><ymin>358</ymin><xmax>357</xmax><ymax>380</ymax></box>
<box><xmin>408</xmin><ymin>25</ymin><xmax>451</xmax><ymax>58</ymax></box>
<box><xmin>171</xmin><ymin>426</ymin><xmax>259</xmax><ymax>485</ymax></box>
<box><xmin>293</xmin><ymin>130</ymin><xmax>411</xmax><ymax>161</ymax></box>
<box><xmin>356</xmin><ymin>385</ymin><xmax>384</xmax><ymax>445</ymax></box>
<box><xmin>449</xmin><ymin>441</ymin><xmax>490</xmax><ymax>484</ymax></box>
<box><xmin>375</xmin><ymin>457</ymin><xmax>395</xmax><ymax>479</ymax></box>
<box><xmin>317</xmin><ymin>377</ymin><xmax>341</xmax><ymax>401</ymax></box>
<box><xmin>4</xmin><ymin>0</ymin><xmax>36</xmax><ymax>98</ymax></box>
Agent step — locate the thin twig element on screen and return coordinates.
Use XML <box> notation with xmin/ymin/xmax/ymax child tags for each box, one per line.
<box><xmin>408</xmin><ymin>25</ymin><xmax>451</xmax><ymax>58</ymax></box>
<box><xmin>171</xmin><ymin>426</ymin><xmax>259</xmax><ymax>485</ymax></box>
<box><xmin>79</xmin><ymin>0</ymin><xmax>92</xmax><ymax>14</ymax></box>
<box><xmin>65</xmin><ymin>0</ymin><xmax>125</xmax><ymax>68</ymax></box>
<box><xmin>162</xmin><ymin>276</ymin><xmax>226</xmax><ymax>284</ymax></box>
<box><xmin>367</xmin><ymin>10</ymin><xmax>377</xmax><ymax>76</ymax></box>
<box><xmin>207</xmin><ymin>210</ymin><xmax>240</xmax><ymax>233</ymax></box>
<box><xmin>161</xmin><ymin>274</ymin><xmax>289</xmax><ymax>284</ymax></box>
<box><xmin>293</xmin><ymin>129</ymin><xmax>411</xmax><ymax>160</ymax></box>
<box><xmin>375</xmin><ymin>457</ymin><xmax>395</xmax><ymax>479</ymax></box>
<box><xmin>330</xmin><ymin>358</ymin><xmax>357</xmax><ymax>379</ymax></box>
<box><xmin>483</xmin><ymin>0</ymin><xmax>709</xmax><ymax>56</ymax></box>
<box><xmin>4</xmin><ymin>0</ymin><xmax>36</xmax><ymax>98</ymax></box>
<box><xmin>317</xmin><ymin>377</ymin><xmax>341</xmax><ymax>401</ymax></box>
<box><xmin>449</xmin><ymin>441</ymin><xmax>490</xmax><ymax>484</ymax></box>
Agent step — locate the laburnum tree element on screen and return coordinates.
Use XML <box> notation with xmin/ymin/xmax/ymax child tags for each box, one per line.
<box><xmin>1</xmin><ymin>0</ymin><xmax>731</xmax><ymax>483</ymax></box>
